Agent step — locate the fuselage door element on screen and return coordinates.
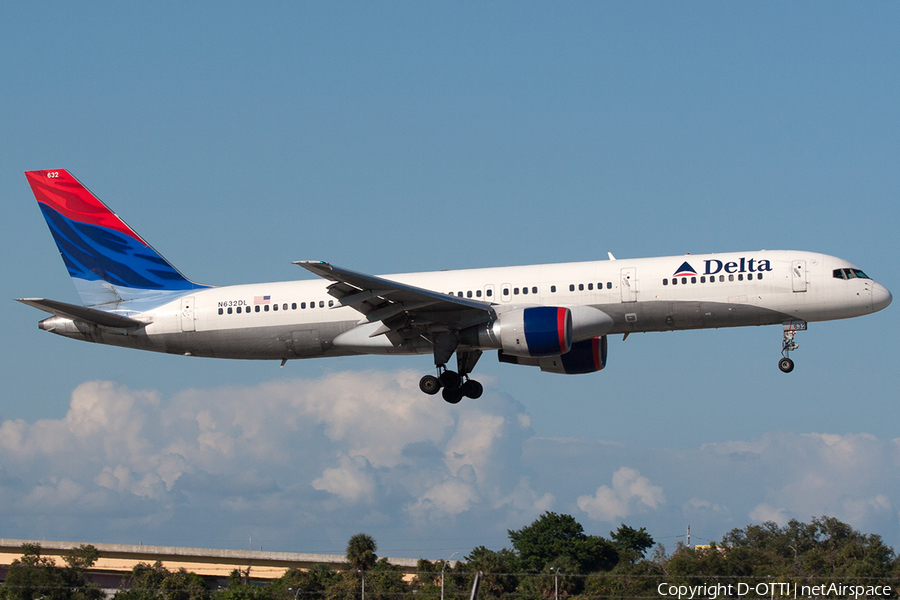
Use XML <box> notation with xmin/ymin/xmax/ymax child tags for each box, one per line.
<box><xmin>501</xmin><ymin>283</ymin><xmax>511</xmax><ymax>303</ymax></box>
<box><xmin>483</xmin><ymin>284</ymin><xmax>495</xmax><ymax>302</ymax></box>
<box><xmin>180</xmin><ymin>296</ymin><xmax>196</xmax><ymax>332</ymax></box>
<box><xmin>791</xmin><ymin>260</ymin><xmax>808</xmax><ymax>292</ymax></box>
<box><xmin>620</xmin><ymin>268</ymin><xmax>637</xmax><ymax>302</ymax></box>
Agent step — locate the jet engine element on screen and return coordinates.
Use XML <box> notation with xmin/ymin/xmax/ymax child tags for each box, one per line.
<box><xmin>460</xmin><ymin>306</ymin><xmax>573</xmax><ymax>357</ymax></box>
<box><xmin>499</xmin><ymin>335</ymin><xmax>608</xmax><ymax>374</ymax></box>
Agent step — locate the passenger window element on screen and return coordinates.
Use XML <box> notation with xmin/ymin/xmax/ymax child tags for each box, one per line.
<box><xmin>218</xmin><ymin>308</ymin><xmax>223</xmax><ymax>315</ymax></box>
<box><xmin>700</xmin><ymin>276</ymin><xmax>706</xmax><ymax>283</ymax></box>
<box><xmin>569</xmin><ymin>284</ymin><xmax>575</xmax><ymax>292</ymax></box>
<box><xmin>476</xmin><ymin>290</ymin><xmax>482</xmax><ymax>297</ymax></box>
<box><xmin>319</xmin><ymin>301</ymin><xmax>325</xmax><ymax>308</ymax></box>
<box><xmin>273</xmin><ymin>304</ymin><xmax>278</xmax><ymax>311</ymax></box>
<box><xmin>328</xmin><ymin>300</ymin><xmax>334</xmax><ymax>307</ymax></box>
<box><xmin>757</xmin><ymin>273</ymin><xmax>763</xmax><ymax>280</ymax></box>
<box><xmin>514</xmin><ymin>288</ymin><xmax>519</xmax><ymax>295</ymax></box>
<box><xmin>522</xmin><ymin>287</ymin><xmax>528</xmax><ymax>295</ymax></box>
<box><xmin>292</xmin><ymin>303</ymin><xmax>297</xmax><ymax>310</ymax></box>
<box><xmin>264</xmin><ymin>305</ymin><xmax>270</xmax><ymax>312</ymax></box>
<box><xmin>458</xmin><ymin>291</ymin><xmax>463</xmax><ymax>297</ymax></box>
<box><xmin>301</xmin><ymin>302</ymin><xmax>306</xmax><ymax>309</ymax></box>
<box><xmin>532</xmin><ymin>287</ymin><xmax>537</xmax><ymax>294</ymax></box>
<box><xmin>607</xmin><ymin>282</ymin><xmax>612</xmax><ymax>289</ymax></box>
<box><xmin>255</xmin><ymin>305</ymin><xmax>260</xmax><ymax>312</ymax></box>
<box><xmin>487</xmin><ymin>289</ymin><xmax>493</xmax><ymax>297</ymax></box>
<box><xmin>663</xmin><ymin>279</ymin><xmax>668</xmax><ymax>286</ymax></box>
<box><xmin>239</xmin><ymin>306</ymin><xmax>244</xmax><ymax>313</ymax></box>
<box><xmin>691</xmin><ymin>277</ymin><xmax>697</xmax><ymax>284</ymax></box>
<box><xmin>729</xmin><ymin>274</ymin><xmax>734</xmax><ymax>282</ymax></box>
<box><xmin>578</xmin><ymin>284</ymin><xmax>584</xmax><ymax>291</ymax></box>
<box><xmin>467</xmin><ymin>291</ymin><xmax>472</xmax><ymax>298</ymax></box>
<box><xmin>673</xmin><ymin>278</ymin><xmax>678</xmax><ymax>285</ymax></box>
<box><xmin>738</xmin><ymin>274</ymin><xmax>743</xmax><ymax>281</ymax></box>
<box><xmin>551</xmin><ymin>285</ymin><xmax>556</xmax><ymax>292</ymax></box>
<box><xmin>682</xmin><ymin>277</ymin><xmax>687</xmax><ymax>284</ymax></box>
<box><xmin>588</xmin><ymin>283</ymin><xmax>593</xmax><ymax>290</ymax></box>
<box><xmin>227</xmin><ymin>307</ymin><xmax>233</xmax><ymax>314</ymax></box>
<box><xmin>719</xmin><ymin>275</ymin><xmax>725</xmax><ymax>282</ymax></box>
<box><xmin>503</xmin><ymin>288</ymin><xmax>509</xmax><ymax>295</ymax></box>
<box><xmin>283</xmin><ymin>303</ymin><xmax>288</xmax><ymax>310</ymax></box>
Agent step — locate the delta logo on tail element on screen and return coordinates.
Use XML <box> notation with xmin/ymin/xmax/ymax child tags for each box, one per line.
<box><xmin>673</xmin><ymin>261</ymin><xmax>697</xmax><ymax>277</ymax></box>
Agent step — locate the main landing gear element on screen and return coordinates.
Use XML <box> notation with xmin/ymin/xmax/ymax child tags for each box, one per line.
<box><xmin>419</xmin><ymin>368</ymin><xmax>484</xmax><ymax>404</ymax></box>
<box><xmin>778</xmin><ymin>320</ymin><xmax>806</xmax><ymax>373</ymax></box>
<box><xmin>419</xmin><ymin>332</ymin><xmax>484</xmax><ymax>403</ymax></box>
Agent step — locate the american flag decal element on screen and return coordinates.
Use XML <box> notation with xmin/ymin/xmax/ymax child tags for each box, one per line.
<box><xmin>254</xmin><ymin>295</ymin><xmax>271</xmax><ymax>305</ymax></box>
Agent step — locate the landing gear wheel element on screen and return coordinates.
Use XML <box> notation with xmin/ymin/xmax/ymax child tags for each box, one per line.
<box><xmin>442</xmin><ymin>386</ymin><xmax>464</xmax><ymax>404</ymax></box>
<box><xmin>439</xmin><ymin>370</ymin><xmax>461</xmax><ymax>390</ymax></box>
<box><xmin>461</xmin><ymin>379</ymin><xmax>483</xmax><ymax>399</ymax></box>
<box><xmin>419</xmin><ymin>374</ymin><xmax>441</xmax><ymax>395</ymax></box>
<box><xmin>778</xmin><ymin>357</ymin><xmax>794</xmax><ymax>373</ymax></box>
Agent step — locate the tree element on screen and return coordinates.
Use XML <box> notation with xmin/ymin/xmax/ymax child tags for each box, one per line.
<box><xmin>0</xmin><ymin>544</ymin><xmax>102</xmax><ymax>600</ymax></box>
<box><xmin>462</xmin><ymin>547</ymin><xmax>518</xmax><ymax>600</ymax></box>
<box><xmin>345</xmin><ymin>535</ymin><xmax>377</xmax><ymax>572</ymax></box>
<box><xmin>363</xmin><ymin>558</ymin><xmax>408</xmax><ymax>600</ymax></box>
<box><xmin>508</xmin><ymin>512</ymin><xmax>618</xmax><ymax>574</ymax></box>
<box><xmin>113</xmin><ymin>561</ymin><xmax>208</xmax><ymax>600</ymax></box>
<box><xmin>610</xmin><ymin>524</ymin><xmax>655</xmax><ymax>564</ymax></box>
<box><xmin>268</xmin><ymin>565</ymin><xmax>339</xmax><ymax>600</ymax></box>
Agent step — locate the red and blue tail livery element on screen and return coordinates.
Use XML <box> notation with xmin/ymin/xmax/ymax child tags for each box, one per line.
<box><xmin>25</xmin><ymin>170</ymin><xmax>208</xmax><ymax>310</ymax></box>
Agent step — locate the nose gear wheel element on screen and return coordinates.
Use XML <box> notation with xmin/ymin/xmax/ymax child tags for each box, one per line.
<box><xmin>778</xmin><ymin>320</ymin><xmax>805</xmax><ymax>373</ymax></box>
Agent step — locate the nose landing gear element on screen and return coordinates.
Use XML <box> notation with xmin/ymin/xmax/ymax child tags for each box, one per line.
<box><xmin>779</xmin><ymin>320</ymin><xmax>806</xmax><ymax>373</ymax></box>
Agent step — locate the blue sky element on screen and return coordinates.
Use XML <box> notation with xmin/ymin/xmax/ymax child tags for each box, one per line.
<box><xmin>1</xmin><ymin>3</ymin><xmax>898</xmax><ymax>559</ymax></box>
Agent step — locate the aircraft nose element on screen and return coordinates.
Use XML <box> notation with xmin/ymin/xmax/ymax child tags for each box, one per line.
<box><xmin>872</xmin><ymin>282</ymin><xmax>892</xmax><ymax>312</ymax></box>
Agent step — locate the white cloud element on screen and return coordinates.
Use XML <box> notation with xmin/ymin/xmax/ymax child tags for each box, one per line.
<box><xmin>3</xmin><ymin>375</ymin><xmax>900</xmax><ymax>555</ymax></box>
<box><xmin>312</xmin><ymin>454</ymin><xmax>377</xmax><ymax>503</ymax></box>
<box><xmin>576</xmin><ymin>467</ymin><xmax>665</xmax><ymax>522</ymax></box>
<box><xmin>749</xmin><ymin>504</ymin><xmax>789</xmax><ymax>526</ymax></box>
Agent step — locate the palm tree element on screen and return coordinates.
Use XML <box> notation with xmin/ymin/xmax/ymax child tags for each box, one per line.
<box><xmin>346</xmin><ymin>533</ymin><xmax>377</xmax><ymax>571</ymax></box>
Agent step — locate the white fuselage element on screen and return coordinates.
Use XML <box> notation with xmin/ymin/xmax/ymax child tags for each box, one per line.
<box><xmin>43</xmin><ymin>250</ymin><xmax>890</xmax><ymax>363</ymax></box>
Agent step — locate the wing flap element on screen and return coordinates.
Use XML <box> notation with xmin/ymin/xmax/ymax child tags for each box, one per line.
<box><xmin>294</xmin><ymin>261</ymin><xmax>493</xmax><ymax>312</ymax></box>
<box><xmin>16</xmin><ymin>298</ymin><xmax>148</xmax><ymax>329</ymax></box>
<box><xmin>293</xmin><ymin>261</ymin><xmax>494</xmax><ymax>335</ymax></box>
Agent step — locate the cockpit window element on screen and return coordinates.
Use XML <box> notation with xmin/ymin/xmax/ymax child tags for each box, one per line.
<box><xmin>834</xmin><ymin>268</ymin><xmax>871</xmax><ymax>280</ymax></box>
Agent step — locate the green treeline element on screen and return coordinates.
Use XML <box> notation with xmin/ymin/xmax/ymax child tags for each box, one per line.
<box><xmin>2</xmin><ymin>515</ymin><xmax>899</xmax><ymax>600</ymax></box>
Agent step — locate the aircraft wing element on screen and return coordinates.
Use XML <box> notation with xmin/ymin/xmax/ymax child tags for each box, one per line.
<box><xmin>16</xmin><ymin>298</ymin><xmax>148</xmax><ymax>329</ymax></box>
<box><xmin>293</xmin><ymin>261</ymin><xmax>494</xmax><ymax>333</ymax></box>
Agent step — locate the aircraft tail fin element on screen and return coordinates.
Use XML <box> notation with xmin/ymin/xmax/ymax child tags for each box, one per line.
<box><xmin>24</xmin><ymin>169</ymin><xmax>209</xmax><ymax>310</ymax></box>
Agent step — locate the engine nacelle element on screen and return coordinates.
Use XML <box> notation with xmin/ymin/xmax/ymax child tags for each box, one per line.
<box><xmin>461</xmin><ymin>306</ymin><xmax>573</xmax><ymax>357</ymax></box>
<box><xmin>499</xmin><ymin>335</ymin><xmax>608</xmax><ymax>374</ymax></box>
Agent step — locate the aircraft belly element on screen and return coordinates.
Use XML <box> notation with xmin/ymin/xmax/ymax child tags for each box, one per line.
<box><xmin>597</xmin><ymin>300</ymin><xmax>793</xmax><ymax>334</ymax></box>
<box><xmin>152</xmin><ymin>321</ymin><xmax>357</xmax><ymax>360</ymax></box>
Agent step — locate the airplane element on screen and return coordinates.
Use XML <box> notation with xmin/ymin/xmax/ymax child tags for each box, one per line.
<box><xmin>18</xmin><ymin>169</ymin><xmax>892</xmax><ymax>404</ymax></box>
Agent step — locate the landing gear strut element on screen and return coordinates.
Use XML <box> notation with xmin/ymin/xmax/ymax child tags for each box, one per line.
<box><xmin>779</xmin><ymin>320</ymin><xmax>806</xmax><ymax>373</ymax></box>
<box><xmin>418</xmin><ymin>338</ymin><xmax>484</xmax><ymax>403</ymax></box>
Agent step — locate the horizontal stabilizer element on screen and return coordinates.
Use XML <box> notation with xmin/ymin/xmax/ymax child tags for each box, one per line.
<box><xmin>15</xmin><ymin>298</ymin><xmax>148</xmax><ymax>328</ymax></box>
